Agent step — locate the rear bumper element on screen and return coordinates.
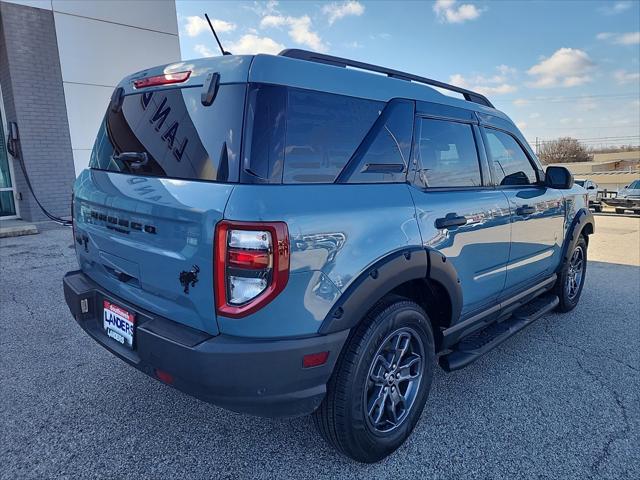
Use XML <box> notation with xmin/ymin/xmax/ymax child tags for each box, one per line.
<box><xmin>63</xmin><ymin>270</ymin><xmax>349</xmax><ymax>418</ymax></box>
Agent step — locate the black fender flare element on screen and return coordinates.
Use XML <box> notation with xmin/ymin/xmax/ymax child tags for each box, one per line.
<box><xmin>318</xmin><ymin>247</ymin><xmax>463</xmax><ymax>334</ymax></box>
<box><xmin>558</xmin><ymin>207</ymin><xmax>594</xmax><ymax>272</ymax></box>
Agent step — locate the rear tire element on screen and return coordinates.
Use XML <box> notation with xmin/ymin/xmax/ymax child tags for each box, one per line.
<box><xmin>615</xmin><ymin>208</ymin><xmax>625</xmax><ymax>214</ymax></box>
<box><xmin>313</xmin><ymin>296</ymin><xmax>435</xmax><ymax>463</ymax></box>
<box><xmin>554</xmin><ymin>236</ymin><xmax>587</xmax><ymax>312</ymax></box>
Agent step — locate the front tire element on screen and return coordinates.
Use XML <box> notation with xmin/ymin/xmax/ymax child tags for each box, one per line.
<box><xmin>554</xmin><ymin>236</ymin><xmax>587</xmax><ymax>312</ymax></box>
<box><xmin>615</xmin><ymin>207</ymin><xmax>626</xmax><ymax>214</ymax></box>
<box><xmin>313</xmin><ymin>297</ymin><xmax>435</xmax><ymax>463</ymax></box>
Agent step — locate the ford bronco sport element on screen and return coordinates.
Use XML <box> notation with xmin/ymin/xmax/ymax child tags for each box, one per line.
<box><xmin>64</xmin><ymin>49</ymin><xmax>594</xmax><ymax>463</ymax></box>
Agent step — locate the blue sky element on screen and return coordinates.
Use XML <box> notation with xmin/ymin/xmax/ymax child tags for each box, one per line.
<box><xmin>176</xmin><ymin>0</ymin><xmax>640</xmax><ymax>148</ymax></box>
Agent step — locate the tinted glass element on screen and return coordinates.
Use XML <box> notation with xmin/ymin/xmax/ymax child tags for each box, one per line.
<box><xmin>629</xmin><ymin>180</ymin><xmax>640</xmax><ymax>189</ymax></box>
<box><xmin>575</xmin><ymin>180</ymin><xmax>585</xmax><ymax>186</ymax></box>
<box><xmin>90</xmin><ymin>85</ymin><xmax>246</xmax><ymax>182</ymax></box>
<box><xmin>345</xmin><ymin>99</ymin><xmax>414</xmax><ymax>183</ymax></box>
<box><xmin>242</xmin><ymin>84</ymin><xmax>286</xmax><ymax>183</ymax></box>
<box><xmin>484</xmin><ymin>129</ymin><xmax>537</xmax><ymax>186</ymax></box>
<box><xmin>415</xmin><ymin>119</ymin><xmax>481</xmax><ymax>188</ymax></box>
<box><xmin>0</xmin><ymin>119</ymin><xmax>13</xmax><ymax>189</ymax></box>
<box><xmin>283</xmin><ymin>89</ymin><xmax>382</xmax><ymax>184</ymax></box>
<box><xmin>0</xmin><ymin>191</ymin><xmax>16</xmax><ymax>217</ymax></box>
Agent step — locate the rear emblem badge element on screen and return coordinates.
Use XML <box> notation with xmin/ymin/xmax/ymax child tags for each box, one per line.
<box><xmin>179</xmin><ymin>265</ymin><xmax>200</xmax><ymax>294</ymax></box>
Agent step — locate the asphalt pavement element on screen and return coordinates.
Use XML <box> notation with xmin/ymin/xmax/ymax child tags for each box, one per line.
<box><xmin>1</xmin><ymin>219</ymin><xmax>639</xmax><ymax>479</ymax></box>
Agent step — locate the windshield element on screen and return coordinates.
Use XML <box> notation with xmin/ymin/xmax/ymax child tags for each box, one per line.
<box><xmin>628</xmin><ymin>180</ymin><xmax>640</xmax><ymax>189</ymax></box>
<box><xmin>90</xmin><ymin>85</ymin><xmax>246</xmax><ymax>182</ymax></box>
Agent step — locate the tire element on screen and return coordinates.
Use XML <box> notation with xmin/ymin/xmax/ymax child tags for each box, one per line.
<box><xmin>554</xmin><ymin>236</ymin><xmax>587</xmax><ymax>312</ymax></box>
<box><xmin>313</xmin><ymin>296</ymin><xmax>435</xmax><ymax>463</ymax></box>
<box><xmin>593</xmin><ymin>205</ymin><xmax>602</xmax><ymax>213</ymax></box>
<box><xmin>615</xmin><ymin>208</ymin><xmax>625</xmax><ymax>214</ymax></box>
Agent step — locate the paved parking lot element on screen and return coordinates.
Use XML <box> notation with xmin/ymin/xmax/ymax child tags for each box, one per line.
<box><xmin>1</xmin><ymin>217</ymin><xmax>639</xmax><ymax>479</ymax></box>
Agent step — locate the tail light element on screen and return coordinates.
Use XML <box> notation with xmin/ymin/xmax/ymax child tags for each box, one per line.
<box><xmin>214</xmin><ymin>221</ymin><xmax>289</xmax><ymax>318</ymax></box>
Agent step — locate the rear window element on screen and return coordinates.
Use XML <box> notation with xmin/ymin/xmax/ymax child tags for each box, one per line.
<box><xmin>243</xmin><ymin>84</ymin><xmax>383</xmax><ymax>184</ymax></box>
<box><xmin>90</xmin><ymin>85</ymin><xmax>246</xmax><ymax>182</ymax></box>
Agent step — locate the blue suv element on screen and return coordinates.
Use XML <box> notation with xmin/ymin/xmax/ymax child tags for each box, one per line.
<box><xmin>64</xmin><ymin>49</ymin><xmax>594</xmax><ymax>462</ymax></box>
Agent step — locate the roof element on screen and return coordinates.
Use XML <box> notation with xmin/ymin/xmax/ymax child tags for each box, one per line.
<box><xmin>118</xmin><ymin>50</ymin><xmax>512</xmax><ymax>124</ymax></box>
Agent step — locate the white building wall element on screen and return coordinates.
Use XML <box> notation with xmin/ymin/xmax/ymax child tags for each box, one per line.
<box><xmin>3</xmin><ymin>0</ymin><xmax>181</xmax><ymax>175</ymax></box>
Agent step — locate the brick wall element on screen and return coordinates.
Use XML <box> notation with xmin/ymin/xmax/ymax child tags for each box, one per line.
<box><xmin>0</xmin><ymin>1</ymin><xmax>75</xmax><ymax>222</ymax></box>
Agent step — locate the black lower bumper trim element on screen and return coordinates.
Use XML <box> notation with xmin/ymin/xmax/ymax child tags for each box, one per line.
<box><xmin>63</xmin><ymin>270</ymin><xmax>349</xmax><ymax>417</ymax></box>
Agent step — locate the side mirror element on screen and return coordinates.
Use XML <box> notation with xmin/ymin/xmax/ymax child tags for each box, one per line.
<box><xmin>545</xmin><ymin>166</ymin><xmax>573</xmax><ymax>189</ymax></box>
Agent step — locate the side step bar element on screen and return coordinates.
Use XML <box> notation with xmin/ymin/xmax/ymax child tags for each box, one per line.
<box><xmin>440</xmin><ymin>294</ymin><xmax>559</xmax><ymax>372</ymax></box>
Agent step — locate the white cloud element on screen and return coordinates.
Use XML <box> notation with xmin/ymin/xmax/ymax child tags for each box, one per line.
<box><xmin>433</xmin><ymin>0</ymin><xmax>483</xmax><ymax>24</ymax></box>
<box><xmin>323</xmin><ymin>1</ymin><xmax>365</xmax><ymax>25</ymax></box>
<box><xmin>449</xmin><ymin>65</ymin><xmax>517</xmax><ymax>96</ymax></box>
<box><xmin>288</xmin><ymin>16</ymin><xmax>326</xmax><ymax>51</ymax></box>
<box><xmin>513</xmin><ymin>98</ymin><xmax>531</xmax><ymax>107</ymax></box>
<box><xmin>183</xmin><ymin>16</ymin><xmax>235</xmax><ymax>37</ymax></box>
<box><xmin>194</xmin><ymin>44</ymin><xmax>215</xmax><ymax>57</ymax></box>
<box><xmin>244</xmin><ymin>0</ymin><xmax>280</xmax><ymax>16</ymax></box>
<box><xmin>496</xmin><ymin>64</ymin><xmax>517</xmax><ymax>76</ymax></box>
<box><xmin>260</xmin><ymin>14</ymin><xmax>327</xmax><ymax>52</ymax></box>
<box><xmin>369</xmin><ymin>32</ymin><xmax>391</xmax><ymax>40</ymax></box>
<box><xmin>600</xmin><ymin>1</ymin><xmax>633</xmax><ymax>15</ymax></box>
<box><xmin>597</xmin><ymin>31</ymin><xmax>640</xmax><ymax>45</ymax></box>
<box><xmin>529</xmin><ymin>112</ymin><xmax>541</xmax><ymax>119</ymax></box>
<box><xmin>527</xmin><ymin>48</ymin><xmax>594</xmax><ymax>88</ymax></box>
<box><xmin>260</xmin><ymin>15</ymin><xmax>287</xmax><ymax>28</ymax></box>
<box><xmin>614</xmin><ymin>69</ymin><xmax>640</xmax><ymax>84</ymax></box>
<box><xmin>516</xmin><ymin>121</ymin><xmax>527</xmax><ymax>130</ymax></box>
<box><xmin>227</xmin><ymin>34</ymin><xmax>285</xmax><ymax>55</ymax></box>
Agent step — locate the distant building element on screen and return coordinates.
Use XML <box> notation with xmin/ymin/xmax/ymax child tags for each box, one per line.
<box><xmin>0</xmin><ymin>0</ymin><xmax>180</xmax><ymax>221</ymax></box>
<box><xmin>552</xmin><ymin>150</ymin><xmax>639</xmax><ymax>191</ymax></box>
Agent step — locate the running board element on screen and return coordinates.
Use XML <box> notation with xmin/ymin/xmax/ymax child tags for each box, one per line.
<box><xmin>439</xmin><ymin>294</ymin><xmax>559</xmax><ymax>372</ymax></box>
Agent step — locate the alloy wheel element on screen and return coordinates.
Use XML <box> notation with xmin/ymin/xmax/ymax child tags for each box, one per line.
<box><xmin>364</xmin><ymin>327</ymin><xmax>425</xmax><ymax>433</ymax></box>
<box><xmin>566</xmin><ymin>245</ymin><xmax>584</xmax><ymax>301</ymax></box>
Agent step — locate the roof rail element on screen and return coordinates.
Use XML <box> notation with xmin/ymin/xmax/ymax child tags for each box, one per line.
<box><xmin>278</xmin><ymin>49</ymin><xmax>495</xmax><ymax>109</ymax></box>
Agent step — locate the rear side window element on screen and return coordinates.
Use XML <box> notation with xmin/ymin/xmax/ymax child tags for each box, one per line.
<box><xmin>283</xmin><ymin>89</ymin><xmax>382</xmax><ymax>183</ymax></box>
<box><xmin>414</xmin><ymin>118</ymin><xmax>482</xmax><ymax>188</ymax></box>
<box><xmin>243</xmin><ymin>84</ymin><xmax>383</xmax><ymax>184</ymax></box>
<box><xmin>484</xmin><ymin>129</ymin><xmax>537</xmax><ymax>186</ymax></box>
<box><xmin>90</xmin><ymin>85</ymin><xmax>246</xmax><ymax>182</ymax></box>
<box><xmin>343</xmin><ymin>99</ymin><xmax>415</xmax><ymax>184</ymax></box>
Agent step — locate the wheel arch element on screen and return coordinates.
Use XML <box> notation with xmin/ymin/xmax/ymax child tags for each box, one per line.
<box><xmin>559</xmin><ymin>207</ymin><xmax>594</xmax><ymax>271</ymax></box>
<box><xmin>318</xmin><ymin>248</ymin><xmax>463</xmax><ymax>339</ymax></box>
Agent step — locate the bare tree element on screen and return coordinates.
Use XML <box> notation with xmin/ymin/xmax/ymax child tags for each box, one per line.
<box><xmin>538</xmin><ymin>137</ymin><xmax>592</xmax><ymax>164</ymax></box>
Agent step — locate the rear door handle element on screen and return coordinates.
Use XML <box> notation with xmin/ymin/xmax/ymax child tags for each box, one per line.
<box><xmin>516</xmin><ymin>205</ymin><xmax>536</xmax><ymax>216</ymax></box>
<box><xmin>435</xmin><ymin>213</ymin><xmax>467</xmax><ymax>229</ymax></box>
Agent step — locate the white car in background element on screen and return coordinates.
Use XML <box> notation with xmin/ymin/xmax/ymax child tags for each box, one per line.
<box><xmin>604</xmin><ymin>179</ymin><xmax>640</xmax><ymax>214</ymax></box>
<box><xmin>575</xmin><ymin>179</ymin><xmax>602</xmax><ymax>212</ymax></box>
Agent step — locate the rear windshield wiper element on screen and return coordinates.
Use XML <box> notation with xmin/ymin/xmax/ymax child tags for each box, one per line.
<box><xmin>113</xmin><ymin>152</ymin><xmax>149</xmax><ymax>169</ymax></box>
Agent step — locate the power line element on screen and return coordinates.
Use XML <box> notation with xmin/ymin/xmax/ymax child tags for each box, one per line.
<box><xmin>508</xmin><ymin>92</ymin><xmax>640</xmax><ymax>104</ymax></box>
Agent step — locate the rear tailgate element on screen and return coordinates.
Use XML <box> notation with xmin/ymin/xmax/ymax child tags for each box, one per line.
<box><xmin>73</xmin><ymin>56</ymin><xmax>253</xmax><ymax>335</ymax></box>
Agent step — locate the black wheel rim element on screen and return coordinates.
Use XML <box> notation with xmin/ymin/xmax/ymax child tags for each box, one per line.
<box><xmin>364</xmin><ymin>327</ymin><xmax>425</xmax><ymax>433</ymax></box>
<box><xmin>566</xmin><ymin>245</ymin><xmax>584</xmax><ymax>301</ymax></box>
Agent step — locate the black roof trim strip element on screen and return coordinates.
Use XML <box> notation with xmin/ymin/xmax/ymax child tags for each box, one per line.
<box><xmin>278</xmin><ymin>49</ymin><xmax>495</xmax><ymax>109</ymax></box>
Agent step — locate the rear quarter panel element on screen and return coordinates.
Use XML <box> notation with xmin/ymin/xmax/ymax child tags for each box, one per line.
<box><xmin>222</xmin><ymin>183</ymin><xmax>421</xmax><ymax>338</ymax></box>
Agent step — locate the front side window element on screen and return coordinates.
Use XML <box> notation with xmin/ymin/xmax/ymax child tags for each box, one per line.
<box><xmin>414</xmin><ymin>118</ymin><xmax>482</xmax><ymax>188</ymax></box>
<box><xmin>484</xmin><ymin>129</ymin><xmax>537</xmax><ymax>186</ymax></box>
